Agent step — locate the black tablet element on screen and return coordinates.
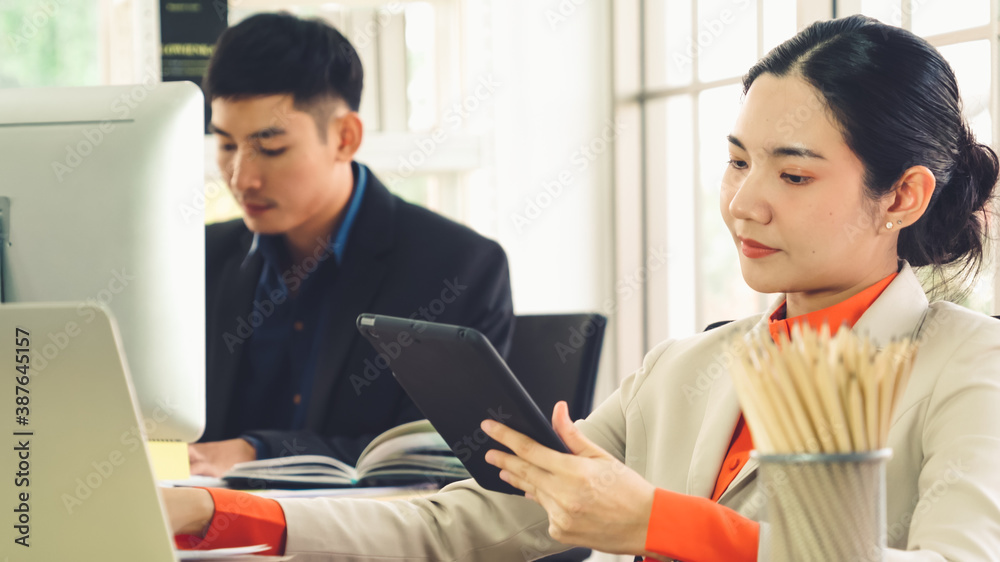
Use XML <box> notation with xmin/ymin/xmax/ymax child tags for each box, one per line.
<box><xmin>356</xmin><ymin>313</ymin><xmax>570</xmax><ymax>495</ymax></box>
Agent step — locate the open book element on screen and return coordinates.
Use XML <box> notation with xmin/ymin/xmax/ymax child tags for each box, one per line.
<box><xmin>222</xmin><ymin>420</ymin><xmax>470</xmax><ymax>488</ymax></box>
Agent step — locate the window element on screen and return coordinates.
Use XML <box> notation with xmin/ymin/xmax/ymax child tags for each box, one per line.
<box><xmin>205</xmin><ymin>1</ymin><xmax>498</xmax><ymax>237</ymax></box>
<box><xmin>2</xmin><ymin>0</ymin><xmax>503</xmax><ymax>248</ymax></box>
<box><xmin>853</xmin><ymin>0</ymin><xmax>997</xmax><ymax>312</ymax></box>
<box><xmin>0</xmin><ymin>1</ymin><xmax>101</xmax><ymax>88</ymax></box>
<box><xmin>615</xmin><ymin>0</ymin><xmax>999</xmax><ymax>374</ymax></box>
<box><xmin>614</xmin><ymin>0</ymin><xmax>797</xmax><ymax>372</ymax></box>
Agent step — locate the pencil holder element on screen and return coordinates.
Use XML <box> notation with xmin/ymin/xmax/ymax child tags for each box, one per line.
<box><xmin>754</xmin><ymin>449</ymin><xmax>892</xmax><ymax>562</ymax></box>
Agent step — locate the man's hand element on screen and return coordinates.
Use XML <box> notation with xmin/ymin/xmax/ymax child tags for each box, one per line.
<box><xmin>161</xmin><ymin>487</ymin><xmax>215</xmax><ymax>536</ymax></box>
<box><xmin>482</xmin><ymin>401</ymin><xmax>658</xmax><ymax>557</ymax></box>
<box><xmin>189</xmin><ymin>439</ymin><xmax>256</xmax><ymax>477</ymax></box>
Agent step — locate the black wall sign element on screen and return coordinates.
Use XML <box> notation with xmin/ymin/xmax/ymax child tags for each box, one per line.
<box><xmin>160</xmin><ymin>0</ymin><xmax>228</xmax><ymax>132</ymax></box>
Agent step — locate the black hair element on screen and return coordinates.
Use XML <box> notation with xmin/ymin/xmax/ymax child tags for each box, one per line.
<box><xmin>744</xmin><ymin>15</ymin><xmax>997</xmax><ymax>287</ymax></box>
<box><xmin>204</xmin><ymin>12</ymin><xmax>363</xmax><ymax>122</ymax></box>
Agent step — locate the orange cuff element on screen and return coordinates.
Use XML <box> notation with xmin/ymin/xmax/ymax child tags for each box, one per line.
<box><xmin>645</xmin><ymin>488</ymin><xmax>759</xmax><ymax>562</ymax></box>
<box><xmin>174</xmin><ymin>488</ymin><xmax>287</xmax><ymax>556</ymax></box>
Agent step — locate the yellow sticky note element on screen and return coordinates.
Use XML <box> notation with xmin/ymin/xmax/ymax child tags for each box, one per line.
<box><xmin>147</xmin><ymin>441</ymin><xmax>191</xmax><ymax>480</ymax></box>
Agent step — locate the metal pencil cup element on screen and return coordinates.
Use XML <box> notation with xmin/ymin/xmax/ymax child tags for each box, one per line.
<box><xmin>754</xmin><ymin>449</ymin><xmax>892</xmax><ymax>562</ymax></box>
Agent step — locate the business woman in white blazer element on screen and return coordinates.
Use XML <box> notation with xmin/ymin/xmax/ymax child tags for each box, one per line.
<box><xmin>166</xmin><ymin>15</ymin><xmax>1000</xmax><ymax>561</ymax></box>
<box><xmin>270</xmin><ymin>261</ymin><xmax>1000</xmax><ymax>561</ymax></box>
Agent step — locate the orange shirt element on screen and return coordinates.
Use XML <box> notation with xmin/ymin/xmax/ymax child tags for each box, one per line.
<box><xmin>176</xmin><ymin>273</ymin><xmax>898</xmax><ymax>560</ymax></box>
<box><xmin>643</xmin><ymin>272</ymin><xmax>896</xmax><ymax>561</ymax></box>
<box><xmin>174</xmin><ymin>487</ymin><xmax>286</xmax><ymax>555</ymax></box>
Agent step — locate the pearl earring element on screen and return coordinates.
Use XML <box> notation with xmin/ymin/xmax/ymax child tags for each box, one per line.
<box><xmin>886</xmin><ymin>221</ymin><xmax>894</xmax><ymax>229</ymax></box>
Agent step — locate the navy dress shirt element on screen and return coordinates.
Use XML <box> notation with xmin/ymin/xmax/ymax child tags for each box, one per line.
<box><xmin>231</xmin><ymin>163</ymin><xmax>368</xmax><ymax>457</ymax></box>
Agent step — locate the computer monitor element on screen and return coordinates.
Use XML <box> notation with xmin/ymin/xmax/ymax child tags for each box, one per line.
<box><xmin>0</xmin><ymin>82</ymin><xmax>206</xmax><ymax>442</ymax></box>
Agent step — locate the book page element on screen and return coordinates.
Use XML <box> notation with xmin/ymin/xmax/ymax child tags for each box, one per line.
<box><xmin>225</xmin><ymin>455</ymin><xmax>356</xmax><ymax>484</ymax></box>
<box><xmin>357</xmin><ymin>432</ymin><xmax>452</xmax><ymax>472</ymax></box>
<box><xmin>357</xmin><ymin>419</ymin><xmax>437</xmax><ymax>459</ymax></box>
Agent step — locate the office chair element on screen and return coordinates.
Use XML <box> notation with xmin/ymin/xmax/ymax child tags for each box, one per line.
<box><xmin>507</xmin><ymin>313</ymin><xmax>607</xmax><ymax>422</ymax></box>
<box><xmin>505</xmin><ymin>313</ymin><xmax>607</xmax><ymax>562</ymax></box>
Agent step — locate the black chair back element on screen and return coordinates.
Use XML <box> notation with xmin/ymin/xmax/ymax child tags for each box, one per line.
<box><xmin>508</xmin><ymin>314</ymin><xmax>605</xmax><ymax>562</ymax></box>
<box><xmin>506</xmin><ymin>313</ymin><xmax>607</xmax><ymax>422</ymax></box>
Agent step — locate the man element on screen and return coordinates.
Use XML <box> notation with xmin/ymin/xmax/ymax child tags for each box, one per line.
<box><xmin>190</xmin><ymin>12</ymin><xmax>514</xmax><ymax>477</ymax></box>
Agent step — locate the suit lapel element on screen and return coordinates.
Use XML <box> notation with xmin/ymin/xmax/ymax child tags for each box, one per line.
<box><xmin>686</xmin><ymin>373</ymin><xmax>741</xmax><ymax>497</ymax></box>
<box><xmin>304</xmin><ymin>173</ymin><xmax>397</xmax><ymax>428</ymax></box>
<box><xmin>205</xmin><ymin>231</ymin><xmax>262</xmax><ymax>439</ymax></box>
<box><xmin>714</xmin><ymin>263</ymin><xmax>929</xmax><ymax>501</ymax></box>
<box><xmin>687</xmin><ymin>310</ymin><xmax>774</xmax><ymax>497</ymax></box>
<box><xmin>851</xmin><ymin>262</ymin><xmax>928</xmax><ymax>348</ymax></box>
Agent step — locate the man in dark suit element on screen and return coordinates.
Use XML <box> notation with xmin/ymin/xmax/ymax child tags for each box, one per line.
<box><xmin>189</xmin><ymin>13</ymin><xmax>514</xmax><ymax>476</ymax></box>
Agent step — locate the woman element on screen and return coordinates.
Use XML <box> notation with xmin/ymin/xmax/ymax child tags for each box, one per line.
<box><xmin>167</xmin><ymin>15</ymin><xmax>1000</xmax><ymax>561</ymax></box>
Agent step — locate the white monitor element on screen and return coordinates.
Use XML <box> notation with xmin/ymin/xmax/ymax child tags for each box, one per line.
<box><xmin>0</xmin><ymin>82</ymin><xmax>205</xmax><ymax>442</ymax></box>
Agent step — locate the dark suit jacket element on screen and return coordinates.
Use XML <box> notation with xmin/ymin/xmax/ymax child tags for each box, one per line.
<box><xmin>203</xmin><ymin>171</ymin><xmax>514</xmax><ymax>465</ymax></box>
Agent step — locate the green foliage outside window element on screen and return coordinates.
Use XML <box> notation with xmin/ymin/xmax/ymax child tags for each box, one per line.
<box><xmin>0</xmin><ymin>1</ymin><xmax>99</xmax><ymax>88</ymax></box>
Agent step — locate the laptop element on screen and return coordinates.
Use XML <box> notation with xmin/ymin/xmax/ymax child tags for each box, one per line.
<box><xmin>0</xmin><ymin>303</ymin><xmax>177</xmax><ymax>559</ymax></box>
<box><xmin>0</xmin><ymin>303</ymin><xmax>281</xmax><ymax>561</ymax></box>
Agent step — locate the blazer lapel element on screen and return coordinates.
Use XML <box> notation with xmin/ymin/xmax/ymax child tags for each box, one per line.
<box><xmin>205</xmin><ymin>233</ymin><xmax>262</xmax><ymax>440</ymax></box>
<box><xmin>716</xmin><ymin>312</ymin><xmax>774</xmax><ymax>502</ymax></box>
<box><xmin>687</xmin><ymin>308</ymin><xmax>776</xmax><ymax>497</ymax></box>
<box><xmin>303</xmin><ymin>173</ymin><xmax>397</xmax><ymax>429</ymax></box>
<box><xmin>686</xmin><ymin>374</ymin><xmax>741</xmax><ymax>497</ymax></box>
<box><xmin>851</xmin><ymin>261</ymin><xmax>929</xmax><ymax>348</ymax></box>
<box><xmin>716</xmin><ymin>262</ymin><xmax>929</xmax><ymax>501</ymax></box>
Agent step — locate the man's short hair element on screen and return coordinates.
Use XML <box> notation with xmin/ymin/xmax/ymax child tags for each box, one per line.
<box><xmin>204</xmin><ymin>12</ymin><xmax>363</xmax><ymax>115</ymax></box>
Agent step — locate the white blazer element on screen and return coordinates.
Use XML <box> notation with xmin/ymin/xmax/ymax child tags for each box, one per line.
<box><xmin>277</xmin><ymin>263</ymin><xmax>1000</xmax><ymax>561</ymax></box>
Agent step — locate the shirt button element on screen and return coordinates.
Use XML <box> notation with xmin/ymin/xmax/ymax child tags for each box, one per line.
<box><xmin>293</xmin><ymin>394</ymin><xmax>302</xmax><ymax>405</ymax></box>
<box><xmin>293</xmin><ymin>321</ymin><xmax>304</xmax><ymax>331</ymax></box>
<box><xmin>729</xmin><ymin>458</ymin><xmax>742</xmax><ymax>471</ymax></box>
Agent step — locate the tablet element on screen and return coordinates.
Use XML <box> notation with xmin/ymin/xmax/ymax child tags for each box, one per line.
<box><xmin>356</xmin><ymin>313</ymin><xmax>570</xmax><ymax>495</ymax></box>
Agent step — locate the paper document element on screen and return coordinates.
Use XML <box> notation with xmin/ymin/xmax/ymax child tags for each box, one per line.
<box><xmin>175</xmin><ymin>544</ymin><xmax>292</xmax><ymax>560</ymax></box>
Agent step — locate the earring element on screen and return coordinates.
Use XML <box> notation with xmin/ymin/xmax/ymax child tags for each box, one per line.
<box><xmin>897</xmin><ymin>220</ymin><xmax>903</xmax><ymax>225</ymax></box>
<box><xmin>886</xmin><ymin>221</ymin><xmax>894</xmax><ymax>229</ymax></box>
